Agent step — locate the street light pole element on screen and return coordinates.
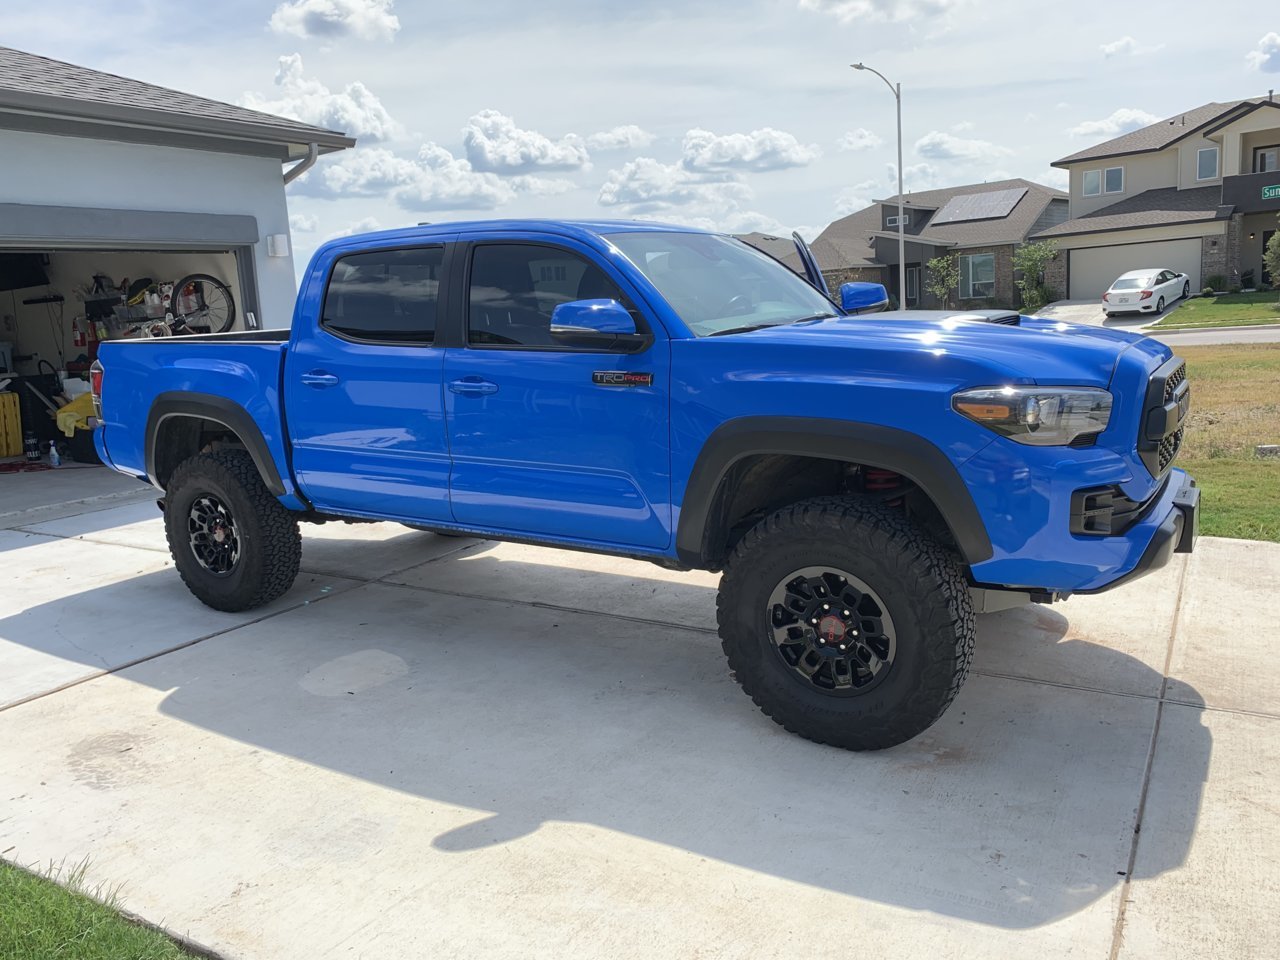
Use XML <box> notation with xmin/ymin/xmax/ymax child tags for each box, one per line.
<box><xmin>852</xmin><ymin>63</ymin><xmax>906</xmax><ymax>308</ymax></box>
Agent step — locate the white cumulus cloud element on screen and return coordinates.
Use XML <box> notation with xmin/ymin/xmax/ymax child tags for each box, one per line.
<box><xmin>241</xmin><ymin>54</ymin><xmax>399</xmax><ymax>141</ymax></box>
<box><xmin>289</xmin><ymin>213</ymin><xmax>318</xmax><ymax>232</ymax></box>
<box><xmin>1069</xmin><ymin>107</ymin><xmax>1160</xmax><ymax>137</ymax></box>
<box><xmin>681</xmin><ymin>127</ymin><xmax>820</xmax><ymax>172</ymax></box>
<box><xmin>1100</xmin><ymin>36</ymin><xmax>1164</xmax><ymax>57</ymax></box>
<box><xmin>586</xmin><ymin>125</ymin><xmax>654</xmax><ymax>150</ymax></box>
<box><xmin>837</xmin><ymin>128</ymin><xmax>883</xmax><ymax>152</ymax></box>
<box><xmin>914</xmin><ymin>131</ymin><xmax>1012</xmax><ymax>162</ymax></box>
<box><xmin>798</xmin><ymin>0</ymin><xmax>958</xmax><ymax>23</ymax></box>
<box><xmin>462</xmin><ymin>110</ymin><xmax>589</xmax><ymax>175</ymax></box>
<box><xmin>1246</xmin><ymin>32</ymin><xmax>1280</xmax><ymax>72</ymax></box>
<box><xmin>323</xmin><ymin>216</ymin><xmax>383</xmax><ymax>242</ymax></box>
<box><xmin>269</xmin><ymin>0</ymin><xmax>399</xmax><ymax>41</ymax></box>
<box><xmin>293</xmin><ymin>145</ymin><xmax>522</xmax><ymax>212</ymax></box>
<box><xmin>598</xmin><ymin>157</ymin><xmax>751</xmax><ymax>212</ymax></box>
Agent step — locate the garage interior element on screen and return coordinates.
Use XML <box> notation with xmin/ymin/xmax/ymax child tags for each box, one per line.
<box><xmin>1</xmin><ymin>244</ymin><xmax>251</xmax><ymax>483</ymax></box>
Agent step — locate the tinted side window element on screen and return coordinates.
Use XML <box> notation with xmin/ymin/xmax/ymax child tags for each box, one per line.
<box><xmin>322</xmin><ymin>247</ymin><xmax>444</xmax><ymax>343</ymax></box>
<box><xmin>468</xmin><ymin>244</ymin><xmax>630</xmax><ymax>347</ymax></box>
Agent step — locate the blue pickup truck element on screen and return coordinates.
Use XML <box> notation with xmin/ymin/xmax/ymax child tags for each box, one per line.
<box><xmin>92</xmin><ymin>220</ymin><xmax>1198</xmax><ymax>750</ymax></box>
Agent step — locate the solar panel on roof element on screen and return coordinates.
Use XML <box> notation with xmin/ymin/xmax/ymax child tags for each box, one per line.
<box><xmin>930</xmin><ymin>187</ymin><xmax>1028</xmax><ymax>225</ymax></box>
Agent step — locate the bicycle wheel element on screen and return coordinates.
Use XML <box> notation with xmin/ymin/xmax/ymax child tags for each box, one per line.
<box><xmin>170</xmin><ymin>274</ymin><xmax>236</xmax><ymax>333</ymax></box>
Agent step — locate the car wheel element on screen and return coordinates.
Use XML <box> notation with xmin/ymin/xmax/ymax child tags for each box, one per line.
<box><xmin>1156</xmin><ymin>296</ymin><xmax>1165</xmax><ymax>314</ymax></box>
<box><xmin>1183</xmin><ymin>281</ymin><xmax>1190</xmax><ymax>299</ymax></box>
<box><xmin>164</xmin><ymin>449</ymin><xmax>301</xmax><ymax>611</ymax></box>
<box><xmin>716</xmin><ymin>496</ymin><xmax>975</xmax><ymax>751</ymax></box>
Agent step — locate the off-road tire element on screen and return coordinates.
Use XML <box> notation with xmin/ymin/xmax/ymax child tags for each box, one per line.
<box><xmin>717</xmin><ymin>496</ymin><xmax>975</xmax><ymax>751</ymax></box>
<box><xmin>164</xmin><ymin>450</ymin><xmax>301</xmax><ymax>612</ymax></box>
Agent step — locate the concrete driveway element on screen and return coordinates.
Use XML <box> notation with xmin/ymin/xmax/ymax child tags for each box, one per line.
<box><xmin>1</xmin><ymin>480</ymin><xmax>1277</xmax><ymax>959</ymax></box>
<box><xmin>1035</xmin><ymin>298</ymin><xmax>1181</xmax><ymax>330</ymax></box>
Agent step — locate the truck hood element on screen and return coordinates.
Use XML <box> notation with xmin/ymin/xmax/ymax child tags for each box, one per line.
<box><xmin>740</xmin><ymin>313</ymin><xmax>1150</xmax><ymax>386</ymax></box>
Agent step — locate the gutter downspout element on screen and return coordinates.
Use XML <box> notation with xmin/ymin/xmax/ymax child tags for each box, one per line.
<box><xmin>283</xmin><ymin>143</ymin><xmax>319</xmax><ymax>184</ymax></box>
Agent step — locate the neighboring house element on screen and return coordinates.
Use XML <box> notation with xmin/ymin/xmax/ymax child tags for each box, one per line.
<box><xmin>0</xmin><ymin>43</ymin><xmax>353</xmax><ymax>367</ymax></box>
<box><xmin>1035</xmin><ymin>94</ymin><xmax>1280</xmax><ymax>298</ymax></box>
<box><xmin>789</xmin><ymin>179</ymin><xmax>1067</xmax><ymax>308</ymax></box>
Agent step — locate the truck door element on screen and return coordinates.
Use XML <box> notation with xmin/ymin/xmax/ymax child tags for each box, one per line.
<box><xmin>442</xmin><ymin>237</ymin><xmax>672</xmax><ymax>549</ymax></box>
<box><xmin>284</xmin><ymin>241</ymin><xmax>454</xmax><ymax>521</ymax></box>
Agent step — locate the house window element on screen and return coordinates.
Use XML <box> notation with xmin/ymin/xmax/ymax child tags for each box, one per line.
<box><xmin>959</xmin><ymin>253</ymin><xmax>995</xmax><ymax>299</ymax></box>
<box><xmin>886</xmin><ymin>214</ymin><xmax>910</xmax><ymax>227</ymax></box>
<box><xmin>1256</xmin><ymin>146</ymin><xmax>1280</xmax><ymax>174</ymax></box>
<box><xmin>906</xmin><ymin>266</ymin><xmax>919</xmax><ymax>302</ymax></box>
<box><xmin>1103</xmin><ymin>166</ymin><xmax>1124</xmax><ymax>194</ymax></box>
<box><xmin>1196</xmin><ymin>147</ymin><xmax>1219</xmax><ymax>181</ymax></box>
<box><xmin>1082</xmin><ymin>169</ymin><xmax>1102</xmax><ymax>196</ymax></box>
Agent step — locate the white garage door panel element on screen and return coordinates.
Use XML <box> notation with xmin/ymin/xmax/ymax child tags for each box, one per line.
<box><xmin>1069</xmin><ymin>239</ymin><xmax>1201</xmax><ymax>300</ymax></box>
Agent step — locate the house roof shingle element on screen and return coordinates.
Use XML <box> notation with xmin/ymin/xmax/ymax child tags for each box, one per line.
<box><xmin>806</xmin><ymin>178</ymin><xmax>1066</xmax><ymax>271</ymax></box>
<box><xmin>1052</xmin><ymin>98</ymin><xmax>1272</xmax><ymax>167</ymax></box>
<box><xmin>0</xmin><ymin>46</ymin><xmax>354</xmax><ymax>154</ymax></box>
<box><xmin>1031</xmin><ymin>185</ymin><xmax>1231</xmax><ymax>239</ymax></box>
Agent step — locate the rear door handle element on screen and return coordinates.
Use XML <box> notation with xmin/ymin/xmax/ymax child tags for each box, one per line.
<box><xmin>301</xmin><ymin>370</ymin><xmax>339</xmax><ymax>388</ymax></box>
<box><xmin>448</xmin><ymin>377</ymin><xmax>499</xmax><ymax>397</ymax></box>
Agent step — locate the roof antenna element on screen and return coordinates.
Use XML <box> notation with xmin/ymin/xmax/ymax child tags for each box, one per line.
<box><xmin>1181</xmin><ymin>115</ymin><xmax>1186</xmax><ymax>126</ymax></box>
<box><xmin>1270</xmin><ymin>89</ymin><xmax>1275</xmax><ymax>103</ymax></box>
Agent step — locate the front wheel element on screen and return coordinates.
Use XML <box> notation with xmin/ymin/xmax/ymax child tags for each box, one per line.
<box><xmin>1182</xmin><ymin>281</ymin><xmax>1190</xmax><ymax>299</ymax></box>
<box><xmin>717</xmin><ymin>497</ymin><xmax>975</xmax><ymax>751</ymax></box>
<box><xmin>164</xmin><ymin>450</ymin><xmax>301</xmax><ymax>611</ymax></box>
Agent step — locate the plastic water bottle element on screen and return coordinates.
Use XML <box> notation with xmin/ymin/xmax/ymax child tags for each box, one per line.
<box><xmin>48</xmin><ymin>441</ymin><xmax>60</xmax><ymax>467</ymax></box>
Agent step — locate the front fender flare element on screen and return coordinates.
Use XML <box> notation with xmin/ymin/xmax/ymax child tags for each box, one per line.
<box><xmin>675</xmin><ymin>416</ymin><xmax>993</xmax><ymax>567</ymax></box>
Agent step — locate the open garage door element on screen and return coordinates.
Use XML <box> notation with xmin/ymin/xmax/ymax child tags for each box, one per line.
<box><xmin>1069</xmin><ymin>239</ymin><xmax>1201</xmax><ymax>300</ymax></box>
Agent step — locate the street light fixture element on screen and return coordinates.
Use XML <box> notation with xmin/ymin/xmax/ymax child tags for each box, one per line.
<box><xmin>851</xmin><ymin>62</ymin><xmax>906</xmax><ymax>308</ymax></box>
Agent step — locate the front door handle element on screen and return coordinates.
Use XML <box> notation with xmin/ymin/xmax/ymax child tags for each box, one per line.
<box><xmin>301</xmin><ymin>370</ymin><xmax>339</xmax><ymax>388</ymax></box>
<box><xmin>448</xmin><ymin>377</ymin><xmax>499</xmax><ymax>397</ymax></box>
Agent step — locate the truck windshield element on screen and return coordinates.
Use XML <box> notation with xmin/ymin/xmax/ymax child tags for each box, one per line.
<box><xmin>606</xmin><ymin>231</ymin><xmax>837</xmax><ymax>337</ymax></box>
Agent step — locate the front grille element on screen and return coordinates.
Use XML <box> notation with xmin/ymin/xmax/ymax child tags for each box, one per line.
<box><xmin>1158</xmin><ymin>428</ymin><xmax>1184</xmax><ymax>473</ymax></box>
<box><xmin>1163</xmin><ymin>362</ymin><xmax>1186</xmax><ymax>401</ymax></box>
<box><xmin>1138</xmin><ymin>356</ymin><xmax>1190</xmax><ymax>478</ymax></box>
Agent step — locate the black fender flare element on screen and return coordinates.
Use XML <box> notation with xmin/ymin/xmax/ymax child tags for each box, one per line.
<box><xmin>145</xmin><ymin>392</ymin><xmax>287</xmax><ymax>496</ymax></box>
<box><xmin>675</xmin><ymin>416</ymin><xmax>993</xmax><ymax>567</ymax></box>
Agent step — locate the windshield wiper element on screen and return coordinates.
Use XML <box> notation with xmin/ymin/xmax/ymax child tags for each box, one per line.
<box><xmin>707</xmin><ymin>313</ymin><xmax>838</xmax><ymax>337</ymax></box>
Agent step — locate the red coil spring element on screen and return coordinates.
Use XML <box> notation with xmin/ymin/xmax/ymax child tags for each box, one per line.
<box><xmin>863</xmin><ymin>467</ymin><xmax>905</xmax><ymax>507</ymax></box>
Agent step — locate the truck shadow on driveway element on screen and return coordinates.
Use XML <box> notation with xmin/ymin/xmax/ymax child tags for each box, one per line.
<box><xmin>0</xmin><ymin>535</ymin><xmax>1210</xmax><ymax>930</ymax></box>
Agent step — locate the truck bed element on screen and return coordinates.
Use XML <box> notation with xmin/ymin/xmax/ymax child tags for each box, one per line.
<box><xmin>95</xmin><ymin>334</ymin><xmax>290</xmax><ymax>490</ymax></box>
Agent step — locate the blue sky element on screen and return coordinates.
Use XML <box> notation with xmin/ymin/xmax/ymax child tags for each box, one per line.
<box><xmin>5</xmin><ymin>0</ymin><xmax>1278</xmax><ymax>268</ymax></box>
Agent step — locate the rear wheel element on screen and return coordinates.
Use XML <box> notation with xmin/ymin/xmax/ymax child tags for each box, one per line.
<box><xmin>1156</xmin><ymin>296</ymin><xmax>1165</xmax><ymax>314</ymax></box>
<box><xmin>717</xmin><ymin>497</ymin><xmax>975</xmax><ymax>751</ymax></box>
<box><xmin>164</xmin><ymin>449</ymin><xmax>300</xmax><ymax>611</ymax></box>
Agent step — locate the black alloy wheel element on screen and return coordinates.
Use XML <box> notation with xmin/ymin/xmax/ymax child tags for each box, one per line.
<box><xmin>766</xmin><ymin>566</ymin><xmax>897</xmax><ymax>696</ymax></box>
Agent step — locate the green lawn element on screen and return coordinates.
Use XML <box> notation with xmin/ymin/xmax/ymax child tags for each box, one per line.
<box><xmin>1178</xmin><ymin>343</ymin><xmax>1280</xmax><ymax>542</ymax></box>
<box><xmin>0</xmin><ymin>860</ymin><xmax>192</xmax><ymax>960</ymax></box>
<box><xmin>1153</xmin><ymin>291</ymin><xmax>1280</xmax><ymax>329</ymax></box>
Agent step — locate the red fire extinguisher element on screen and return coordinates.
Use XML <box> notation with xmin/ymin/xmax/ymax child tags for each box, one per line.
<box><xmin>72</xmin><ymin>318</ymin><xmax>86</xmax><ymax>348</ymax></box>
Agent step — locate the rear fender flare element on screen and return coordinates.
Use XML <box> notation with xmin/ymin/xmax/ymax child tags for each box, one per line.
<box><xmin>145</xmin><ymin>392</ymin><xmax>287</xmax><ymax>496</ymax></box>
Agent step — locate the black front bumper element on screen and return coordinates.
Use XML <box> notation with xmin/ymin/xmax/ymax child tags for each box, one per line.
<box><xmin>1078</xmin><ymin>475</ymin><xmax>1199</xmax><ymax>595</ymax></box>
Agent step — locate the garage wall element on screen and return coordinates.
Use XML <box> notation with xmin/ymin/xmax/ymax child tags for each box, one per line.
<box><xmin>4</xmin><ymin>250</ymin><xmax>240</xmax><ymax>371</ymax></box>
<box><xmin>0</xmin><ymin>128</ymin><xmax>295</xmax><ymax>327</ymax></box>
<box><xmin>1068</xmin><ymin>239</ymin><xmax>1202</xmax><ymax>300</ymax></box>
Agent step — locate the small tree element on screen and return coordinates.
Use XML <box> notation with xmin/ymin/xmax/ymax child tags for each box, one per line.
<box><xmin>1013</xmin><ymin>239</ymin><xmax>1059</xmax><ymax>313</ymax></box>
<box><xmin>1265</xmin><ymin>214</ymin><xmax>1280</xmax><ymax>302</ymax></box>
<box><xmin>925</xmin><ymin>254</ymin><xmax>959</xmax><ymax>309</ymax></box>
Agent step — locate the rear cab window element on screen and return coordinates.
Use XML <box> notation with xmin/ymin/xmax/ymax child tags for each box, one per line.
<box><xmin>322</xmin><ymin>246</ymin><xmax>445</xmax><ymax>344</ymax></box>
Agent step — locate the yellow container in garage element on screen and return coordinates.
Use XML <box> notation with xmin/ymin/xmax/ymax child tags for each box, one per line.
<box><xmin>0</xmin><ymin>391</ymin><xmax>21</xmax><ymax>458</ymax></box>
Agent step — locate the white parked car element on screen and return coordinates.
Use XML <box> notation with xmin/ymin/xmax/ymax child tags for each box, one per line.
<box><xmin>1102</xmin><ymin>269</ymin><xmax>1191</xmax><ymax>317</ymax></box>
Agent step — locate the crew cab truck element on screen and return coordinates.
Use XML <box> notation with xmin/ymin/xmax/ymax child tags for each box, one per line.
<box><xmin>91</xmin><ymin>220</ymin><xmax>1199</xmax><ymax>751</ymax></box>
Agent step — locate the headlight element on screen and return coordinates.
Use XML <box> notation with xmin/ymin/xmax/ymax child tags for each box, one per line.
<box><xmin>952</xmin><ymin>386</ymin><xmax>1112</xmax><ymax>446</ymax></box>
